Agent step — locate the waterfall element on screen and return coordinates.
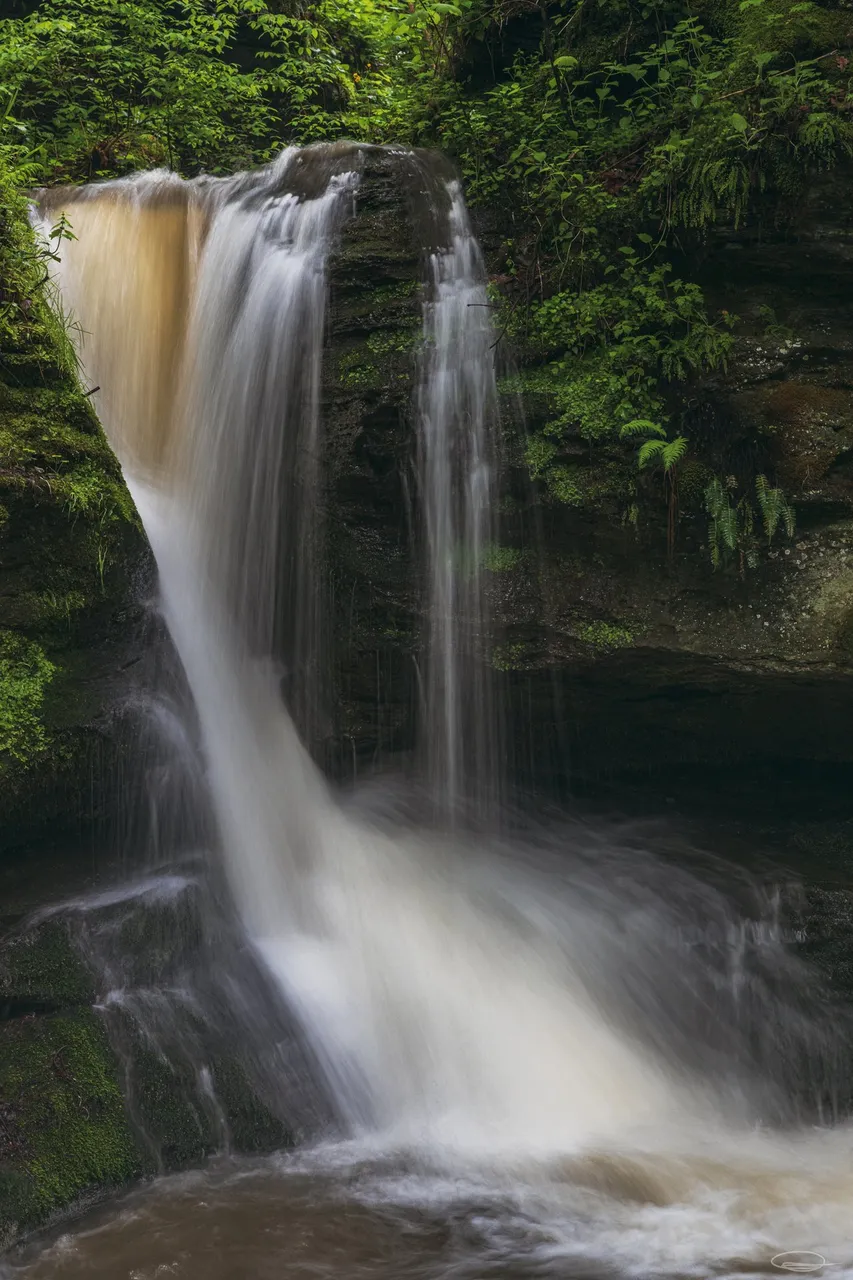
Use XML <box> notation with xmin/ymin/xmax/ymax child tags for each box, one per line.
<box><xmin>34</xmin><ymin>145</ymin><xmax>853</xmax><ymax>1207</ymax></box>
<box><xmin>418</xmin><ymin>181</ymin><xmax>500</xmax><ymax>821</ymax></box>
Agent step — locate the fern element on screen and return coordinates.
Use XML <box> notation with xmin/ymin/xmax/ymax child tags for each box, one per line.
<box><xmin>704</xmin><ymin>474</ymin><xmax>793</xmax><ymax>572</ymax></box>
<box><xmin>755</xmin><ymin>474</ymin><xmax>795</xmax><ymax>543</ymax></box>
<box><xmin>638</xmin><ymin>435</ymin><xmax>688</xmax><ymax>472</ymax></box>
<box><xmin>619</xmin><ymin>419</ymin><xmax>665</xmax><ymax>439</ymax></box>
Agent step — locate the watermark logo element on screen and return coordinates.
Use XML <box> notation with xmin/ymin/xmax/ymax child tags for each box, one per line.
<box><xmin>771</xmin><ymin>1252</ymin><xmax>829</xmax><ymax>1273</ymax></box>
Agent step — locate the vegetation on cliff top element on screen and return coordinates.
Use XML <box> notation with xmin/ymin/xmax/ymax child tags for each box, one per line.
<box><xmin>2</xmin><ymin>0</ymin><xmax>851</xmax><ymax>562</ymax></box>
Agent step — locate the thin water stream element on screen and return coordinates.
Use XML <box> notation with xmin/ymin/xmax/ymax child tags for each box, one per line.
<box><xmin>13</xmin><ymin>143</ymin><xmax>853</xmax><ymax>1278</ymax></box>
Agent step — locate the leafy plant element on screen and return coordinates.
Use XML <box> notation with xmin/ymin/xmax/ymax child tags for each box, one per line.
<box><xmin>756</xmin><ymin>473</ymin><xmax>796</xmax><ymax>543</ymax></box>
<box><xmin>705</xmin><ymin>474</ymin><xmax>795</xmax><ymax>574</ymax></box>
<box><xmin>637</xmin><ymin>433</ymin><xmax>689</xmax><ymax>559</ymax></box>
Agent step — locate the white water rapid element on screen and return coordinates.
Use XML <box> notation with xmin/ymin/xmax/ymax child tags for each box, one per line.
<box><xmin>33</xmin><ymin>145</ymin><xmax>853</xmax><ymax>1279</ymax></box>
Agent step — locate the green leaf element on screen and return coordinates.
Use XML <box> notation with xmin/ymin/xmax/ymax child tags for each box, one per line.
<box><xmin>638</xmin><ymin>439</ymin><xmax>665</xmax><ymax>467</ymax></box>
<box><xmin>620</xmin><ymin>418</ymin><xmax>665</xmax><ymax>438</ymax></box>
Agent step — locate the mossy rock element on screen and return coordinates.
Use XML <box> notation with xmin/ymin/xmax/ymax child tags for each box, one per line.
<box><xmin>0</xmin><ymin>883</ymin><xmax>295</xmax><ymax>1245</ymax></box>
<box><xmin>0</xmin><ymin>158</ymin><xmax>147</xmax><ymax>849</ymax></box>
<box><xmin>0</xmin><ymin>920</ymin><xmax>93</xmax><ymax>1012</ymax></box>
<box><xmin>0</xmin><ymin>1010</ymin><xmax>143</xmax><ymax>1245</ymax></box>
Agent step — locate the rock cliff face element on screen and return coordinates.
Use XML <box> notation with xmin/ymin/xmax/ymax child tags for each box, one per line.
<box><xmin>0</xmin><ymin>164</ymin><xmax>148</xmax><ymax>852</ymax></box>
<box><xmin>322</xmin><ymin>150</ymin><xmax>424</xmax><ymax>770</ymax></box>
<box><xmin>466</xmin><ymin>168</ymin><xmax>853</xmax><ymax>798</ymax></box>
<box><xmin>0</xmin><ymin>857</ymin><xmax>295</xmax><ymax>1247</ymax></box>
<box><xmin>0</xmin><ymin>168</ymin><xmax>148</xmax><ymax>1242</ymax></box>
<box><xmin>319</xmin><ymin>157</ymin><xmax>853</xmax><ymax>800</ymax></box>
<box><xmin>8</xmin><ymin>148</ymin><xmax>852</xmax><ymax>829</ymax></box>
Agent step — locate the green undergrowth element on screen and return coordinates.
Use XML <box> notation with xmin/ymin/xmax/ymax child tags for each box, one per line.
<box><xmin>2</xmin><ymin>0</ymin><xmax>834</xmax><ymax>570</ymax></box>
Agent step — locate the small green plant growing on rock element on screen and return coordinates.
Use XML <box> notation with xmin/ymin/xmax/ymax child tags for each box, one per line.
<box><xmin>490</xmin><ymin>641</ymin><xmax>529</xmax><ymax>671</ymax></box>
<box><xmin>705</xmin><ymin>474</ymin><xmax>795</xmax><ymax>575</ymax></box>
<box><xmin>482</xmin><ymin>544</ymin><xmax>522</xmax><ymax>572</ymax></box>
<box><xmin>756</xmin><ymin>474</ymin><xmax>796</xmax><ymax>544</ymax></box>
<box><xmin>622</xmin><ymin>420</ymin><xmax>688</xmax><ymax>559</ymax></box>
<box><xmin>579</xmin><ymin>621</ymin><xmax>634</xmax><ymax>651</ymax></box>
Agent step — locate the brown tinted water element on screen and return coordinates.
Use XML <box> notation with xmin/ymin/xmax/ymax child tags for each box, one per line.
<box><xmin>5</xmin><ymin>1139</ymin><xmax>853</xmax><ymax>1280</ymax></box>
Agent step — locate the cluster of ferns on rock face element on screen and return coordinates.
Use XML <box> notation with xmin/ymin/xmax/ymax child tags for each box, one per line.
<box><xmin>2</xmin><ymin>0</ymin><xmax>851</xmax><ymax>565</ymax></box>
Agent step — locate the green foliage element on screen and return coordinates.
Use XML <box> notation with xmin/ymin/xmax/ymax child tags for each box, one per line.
<box><xmin>756</xmin><ymin>472</ymin><xmax>796</xmax><ymax>542</ymax></box>
<box><xmin>490</xmin><ymin>640</ymin><xmax>530</xmax><ymax>671</ymax></box>
<box><xmin>346</xmin><ymin>0</ymin><xmax>840</xmax><ymax>551</ymax></box>
<box><xmin>505</xmin><ymin>253</ymin><xmax>733</xmax><ymax>520</ymax></box>
<box><xmin>0</xmin><ymin>150</ymin><xmax>143</xmax><ymax>834</ymax></box>
<box><xmin>0</xmin><ymin>0</ymin><xmax>396</xmax><ymax>178</ymax></box>
<box><xmin>705</xmin><ymin>473</ymin><xmax>795</xmax><ymax>572</ymax></box>
<box><xmin>637</xmin><ymin>435</ymin><xmax>689</xmax><ymax>472</ymax></box>
<box><xmin>0</xmin><ymin>0</ymin><xmax>838</xmax><ymax>567</ymax></box>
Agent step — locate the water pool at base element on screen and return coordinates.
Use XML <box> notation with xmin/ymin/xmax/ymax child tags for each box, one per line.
<box><xmin>6</xmin><ymin>1136</ymin><xmax>853</xmax><ymax>1280</ymax></box>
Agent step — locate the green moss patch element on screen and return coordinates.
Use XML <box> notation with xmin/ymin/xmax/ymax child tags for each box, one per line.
<box><xmin>0</xmin><ymin>633</ymin><xmax>55</xmax><ymax>767</ymax></box>
<box><xmin>0</xmin><ymin>1011</ymin><xmax>142</xmax><ymax>1240</ymax></box>
<box><xmin>0</xmin><ymin>922</ymin><xmax>93</xmax><ymax>1009</ymax></box>
<box><xmin>578</xmin><ymin>622</ymin><xmax>636</xmax><ymax>652</ymax></box>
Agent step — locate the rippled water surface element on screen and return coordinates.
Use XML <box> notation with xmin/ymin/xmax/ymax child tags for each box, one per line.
<box><xmin>6</xmin><ymin>1138</ymin><xmax>853</xmax><ymax>1280</ymax></box>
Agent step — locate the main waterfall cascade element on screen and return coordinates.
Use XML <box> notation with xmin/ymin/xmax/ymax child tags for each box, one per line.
<box><xmin>30</xmin><ymin>145</ymin><xmax>853</xmax><ymax>1277</ymax></box>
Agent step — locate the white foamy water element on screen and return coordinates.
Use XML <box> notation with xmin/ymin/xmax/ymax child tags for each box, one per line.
<box><xmin>29</xmin><ymin>144</ymin><xmax>853</xmax><ymax>1278</ymax></box>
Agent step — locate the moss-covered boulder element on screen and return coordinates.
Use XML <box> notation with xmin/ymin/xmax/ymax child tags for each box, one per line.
<box><xmin>0</xmin><ymin>919</ymin><xmax>143</xmax><ymax>1245</ymax></box>
<box><xmin>0</xmin><ymin>160</ymin><xmax>147</xmax><ymax>849</ymax></box>
<box><xmin>0</xmin><ymin>872</ymin><xmax>295</xmax><ymax>1246</ymax></box>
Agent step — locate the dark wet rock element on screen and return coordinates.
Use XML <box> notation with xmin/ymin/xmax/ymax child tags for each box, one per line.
<box><xmin>0</xmin><ymin>918</ymin><xmax>142</xmax><ymax>1246</ymax></box>
<box><xmin>0</xmin><ymin>873</ymin><xmax>296</xmax><ymax>1246</ymax></box>
<box><xmin>0</xmin><ymin>162</ymin><xmax>150</xmax><ymax>853</ymax></box>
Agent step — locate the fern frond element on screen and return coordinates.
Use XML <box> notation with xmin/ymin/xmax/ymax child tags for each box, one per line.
<box><xmin>718</xmin><ymin>506</ymin><xmax>739</xmax><ymax>550</ymax></box>
<box><xmin>620</xmin><ymin>418</ymin><xmax>665</xmax><ymax>439</ymax></box>
<box><xmin>704</xmin><ymin>476</ymin><xmax>728</xmax><ymax>519</ymax></box>
<box><xmin>638</xmin><ymin>439</ymin><xmax>666</xmax><ymax>468</ymax></box>
<box><xmin>755</xmin><ymin>473</ymin><xmax>795</xmax><ymax>543</ymax></box>
<box><xmin>783</xmin><ymin>503</ymin><xmax>795</xmax><ymax>539</ymax></box>
<box><xmin>662</xmin><ymin>436</ymin><xmax>688</xmax><ymax>470</ymax></box>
